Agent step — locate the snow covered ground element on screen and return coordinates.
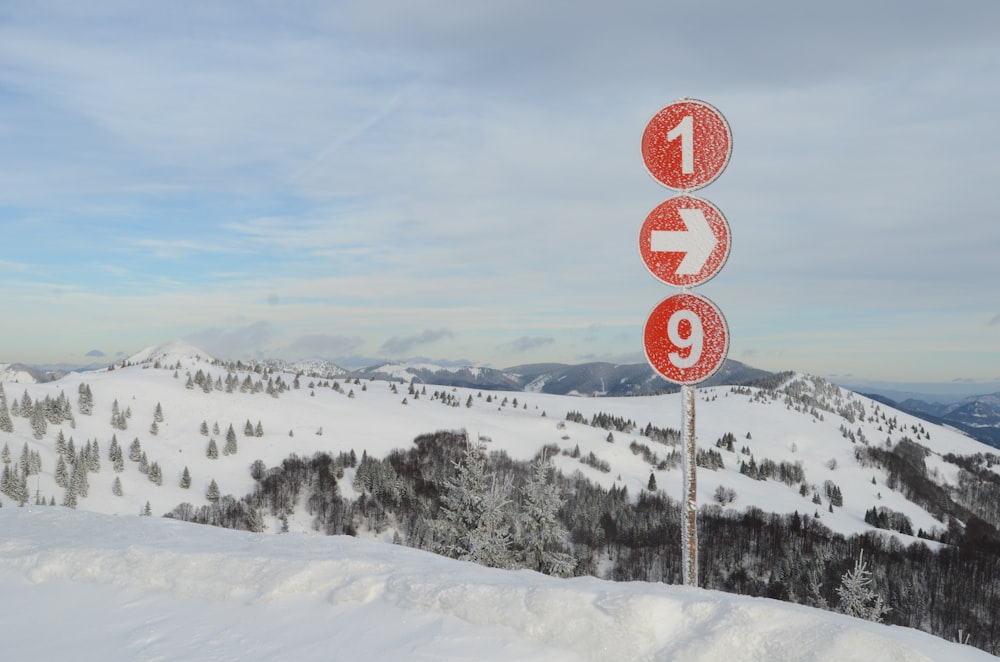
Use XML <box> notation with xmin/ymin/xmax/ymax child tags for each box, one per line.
<box><xmin>1</xmin><ymin>508</ymin><xmax>993</xmax><ymax>661</ymax></box>
<box><xmin>3</xmin><ymin>343</ymin><xmax>999</xmax><ymax>658</ymax></box>
<box><xmin>4</xmin><ymin>345</ymin><xmax>990</xmax><ymax>544</ymax></box>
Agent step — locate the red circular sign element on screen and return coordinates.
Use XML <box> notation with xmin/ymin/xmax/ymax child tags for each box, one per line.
<box><xmin>638</xmin><ymin>195</ymin><xmax>731</xmax><ymax>288</ymax></box>
<box><xmin>641</xmin><ymin>99</ymin><xmax>732</xmax><ymax>191</ymax></box>
<box><xmin>644</xmin><ymin>293</ymin><xmax>729</xmax><ymax>385</ymax></box>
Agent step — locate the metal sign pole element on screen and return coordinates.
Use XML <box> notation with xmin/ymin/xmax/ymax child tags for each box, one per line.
<box><xmin>681</xmin><ymin>383</ymin><xmax>697</xmax><ymax>585</ymax></box>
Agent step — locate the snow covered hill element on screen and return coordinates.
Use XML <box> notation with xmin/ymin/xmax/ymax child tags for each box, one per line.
<box><xmin>1</xmin><ymin>343</ymin><xmax>988</xmax><ymax>538</ymax></box>
<box><xmin>2</xmin><ymin>341</ymin><xmax>1000</xmax><ymax>656</ymax></box>
<box><xmin>0</xmin><ymin>508</ymin><xmax>993</xmax><ymax>661</ymax></box>
<box><xmin>0</xmin><ymin>362</ymin><xmax>56</xmax><ymax>384</ymax></box>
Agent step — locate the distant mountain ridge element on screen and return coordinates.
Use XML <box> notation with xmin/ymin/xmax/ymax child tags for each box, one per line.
<box><xmin>179</xmin><ymin>351</ymin><xmax>772</xmax><ymax>396</ymax></box>
<box><xmin>862</xmin><ymin>391</ymin><xmax>1000</xmax><ymax>448</ymax></box>
<box><xmin>335</xmin><ymin>358</ymin><xmax>772</xmax><ymax>396</ymax></box>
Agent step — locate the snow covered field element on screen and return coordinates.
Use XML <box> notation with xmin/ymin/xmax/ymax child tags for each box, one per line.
<box><xmin>1</xmin><ymin>508</ymin><xmax>993</xmax><ymax>661</ymax></box>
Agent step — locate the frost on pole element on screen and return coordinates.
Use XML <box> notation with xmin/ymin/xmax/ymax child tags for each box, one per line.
<box><xmin>641</xmin><ymin>99</ymin><xmax>732</xmax><ymax>192</ymax></box>
<box><xmin>680</xmin><ymin>384</ymin><xmax>697</xmax><ymax>586</ymax></box>
<box><xmin>638</xmin><ymin>195</ymin><xmax>731</xmax><ymax>288</ymax></box>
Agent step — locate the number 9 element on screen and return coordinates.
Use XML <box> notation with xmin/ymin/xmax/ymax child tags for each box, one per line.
<box><xmin>667</xmin><ymin>309</ymin><xmax>703</xmax><ymax>369</ymax></box>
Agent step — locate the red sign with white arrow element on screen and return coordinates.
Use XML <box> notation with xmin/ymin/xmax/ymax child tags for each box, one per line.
<box><xmin>641</xmin><ymin>99</ymin><xmax>732</xmax><ymax>192</ymax></box>
<box><xmin>638</xmin><ymin>195</ymin><xmax>731</xmax><ymax>288</ymax></box>
<box><xmin>643</xmin><ymin>292</ymin><xmax>729</xmax><ymax>385</ymax></box>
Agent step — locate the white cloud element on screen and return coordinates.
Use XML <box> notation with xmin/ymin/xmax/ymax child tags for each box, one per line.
<box><xmin>503</xmin><ymin>336</ymin><xmax>556</xmax><ymax>354</ymax></box>
<box><xmin>287</xmin><ymin>333</ymin><xmax>365</xmax><ymax>358</ymax></box>
<box><xmin>380</xmin><ymin>328</ymin><xmax>455</xmax><ymax>355</ymax></box>
<box><xmin>184</xmin><ymin>321</ymin><xmax>274</xmax><ymax>359</ymax></box>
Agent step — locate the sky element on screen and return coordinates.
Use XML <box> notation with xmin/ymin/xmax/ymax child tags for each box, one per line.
<box><xmin>1</xmin><ymin>1</ymin><xmax>999</xmax><ymax>385</ymax></box>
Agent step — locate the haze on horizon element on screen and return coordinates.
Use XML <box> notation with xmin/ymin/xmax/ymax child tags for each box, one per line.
<box><xmin>1</xmin><ymin>2</ymin><xmax>998</xmax><ymax>386</ymax></box>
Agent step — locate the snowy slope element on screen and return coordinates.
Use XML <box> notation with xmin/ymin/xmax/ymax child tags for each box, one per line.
<box><xmin>0</xmin><ymin>362</ymin><xmax>43</xmax><ymax>384</ymax></box>
<box><xmin>0</xmin><ymin>345</ymin><xmax>992</xmax><ymax>540</ymax></box>
<box><xmin>0</xmin><ymin>508</ymin><xmax>993</xmax><ymax>662</ymax></box>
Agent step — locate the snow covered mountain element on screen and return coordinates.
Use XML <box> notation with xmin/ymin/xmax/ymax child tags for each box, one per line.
<box><xmin>3</xmin><ymin>341</ymin><xmax>1000</xmax><ymax>655</ymax></box>
<box><xmin>325</xmin><ymin>357</ymin><xmax>770</xmax><ymax>396</ymax></box>
<box><xmin>865</xmin><ymin>391</ymin><xmax>1000</xmax><ymax>448</ymax></box>
<box><xmin>0</xmin><ymin>362</ymin><xmax>62</xmax><ymax>384</ymax></box>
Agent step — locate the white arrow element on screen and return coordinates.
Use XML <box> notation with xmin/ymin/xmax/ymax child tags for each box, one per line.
<box><xmin>650</xmin><ymin>208</ymin><xmax>716</xmax><ymax>275</ymax></box>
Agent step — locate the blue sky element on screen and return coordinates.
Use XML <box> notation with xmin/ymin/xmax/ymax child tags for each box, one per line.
<box><xmin>1</xmin><ymin>1</ymin><xmax>998</xmax><ymax>385</ymax></box>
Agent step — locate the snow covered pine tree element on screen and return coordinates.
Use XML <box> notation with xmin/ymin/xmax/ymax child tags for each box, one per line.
<box><xmin>836</xmin><ymin>550</ymin><xmax>890</xmax><ymax>622</ymax></box>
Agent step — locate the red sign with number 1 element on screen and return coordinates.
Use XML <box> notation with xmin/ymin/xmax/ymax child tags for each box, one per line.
<box><xmin>641</xmin><ymin>99</ymin><xmax>732</xmax><ymax>192</ymax></box>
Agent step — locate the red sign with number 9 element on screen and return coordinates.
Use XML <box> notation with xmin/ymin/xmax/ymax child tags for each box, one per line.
<box><xmin>644</xmin><ymin>292</ymin><xmax>729</xmax><ymax>385</ymax></box>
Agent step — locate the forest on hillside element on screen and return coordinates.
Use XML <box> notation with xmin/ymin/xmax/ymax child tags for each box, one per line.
<box><xmin>161</xmin><ymin>423</ymin><xmax>1000</xmax><ymax>655</ymax></box>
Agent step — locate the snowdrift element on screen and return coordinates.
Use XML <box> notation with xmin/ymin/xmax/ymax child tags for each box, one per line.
<box><xmin>0</xmin><ymin>508</ymin><xmax>991</xmax><ymax>661</ymax></box>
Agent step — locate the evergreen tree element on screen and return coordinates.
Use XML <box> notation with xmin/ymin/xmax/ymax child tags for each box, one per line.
<box><xmin>180</xmin><ymin>466</ymin><xmax>191</xmax><ymax>489</ymax></box>
<box><xmin>109</xmin><ymin>436</ymin><xmax>122</xmax><ymax>471</ymax></box>
<box><xmin>246</xmin><ymin>506</ymin><xmax>265</xmax><ymax>533</ymax></box>
<box><xmin>206</xmin><ymin>479</ymin><xmax>220</xmax><ymax>503</ymax></box>
<box><xmin>30</xmin><ymin>404</ymin><xmax>47</xmax><ymax>439</ymax></box>
<box><xmin>200</xmin><ymin>420</ymin><xmax>209</xmax><ymax>436</ymax></box>
<box><xmin>520</xmin><ymin>454</ymin><xmax>576</xmax><ymax>576</ymax></box>
<box><xmin>1</xmin><ymin>443</ymin><xmax>9</xmax><ymax>465</ymax></box>
<box><xmin>154</xmin><ymin>402</ymin><xmax>164</xmax><ymax>423</ymax></box>
<box><xmin>55</xmin><ymin>456</ymin><xmax>69</xmax><ymax>488</ymax></box>
<box><xmin>16</xmin><ymin>469</ymin><xmax>28</xmax><ymax>505</ymax></box>
<box><xmin>434</xmin><ymin>441</ymin><xmax>515</xmax><ymax>569</ymax></box>
<box><xmin>74</xmin><ymin>451</ymin><xmax>89</xmax><ymax>497</ymax></box>
<box><xmin>207</xmin><ymin>438</ymin><xmax>219</xmax><ymax>459</ymax></box>
<box><xmin>112</xmin><ymin>476</ymin><xmax>123</xmax><ymax>496</ymax></box>
<box><xmin>0</xmin><ymin>464</ymin><xmax>13</xmax><ymax>499</ymax></box>
<box><xmin>18</xmin><ymin>391</ymin><xmax>32</xmax><ymax>418</ymax></box>
<box><xmin>0</xmin><ymin>384</ymin><xmax>12</xmax><ymax>433</ymax></box>
<box><xmin>224</xmin><ymin>430</ymin><xmax>238</xmax><ymax>456</ymax></box>
<box><xmin>76</xmin><ymin>383</ymin><xmax>93</xmax><ymax>415</ymax></box>
<box><xmin>29</xmin><ymin>449</ymin><xmax>41</xmax><ymax>475</ymax></box>
<box><xmin>836</xmin><ymin>550</ymin><xmax>890</xmax><ymax>622</ymax></box>
<box><xmin>254</xmin><ymin>420</ymin><xmax>264</xmax><ymax>437</ymax></box>
<box><xmin>62</xmin><ymin>482</ymin><xmax>77</xmax><ymax>509</ymax></box>
<box><xmin>148</xmin><ymin>461</ymin><xmax>162</xmax><ymax>485</ymax></box>
<box><xmin>129</xmin><ymin>438</ymin><xmax>142</xmax><ymax>462</ymax></box>
<box><xmin>138</xmin><ymin>451</ymin><xmax>149</xmax><ymax>474</ymax></box>
<box><xmin>87</xmin><ymin>440</ymin><xmax>100</xmax><ymax>472</ymax></box>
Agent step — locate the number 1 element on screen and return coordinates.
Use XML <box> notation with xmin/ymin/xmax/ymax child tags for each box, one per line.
<box><xmin>667</xmin><ymin>309</ymin><xmax>703</xmax><ymax>369</ymax></box>
<box><xmin>667</xmin><ymin>115</ymin><xmax>693</xmax><ymax>174</ymax></box>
